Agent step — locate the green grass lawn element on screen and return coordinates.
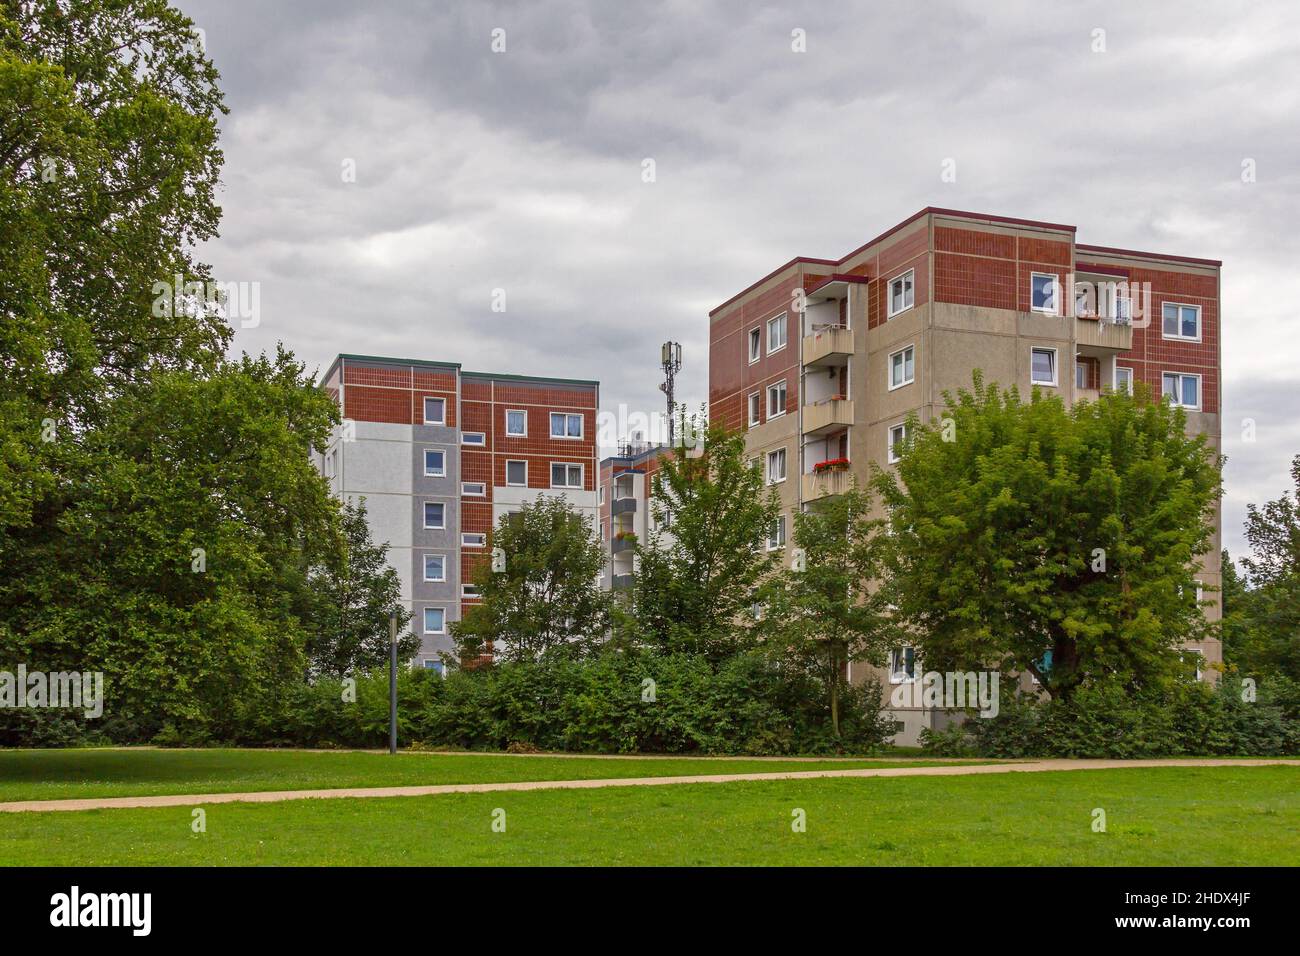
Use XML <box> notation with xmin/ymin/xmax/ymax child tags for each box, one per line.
<box><xmin>0</xmin><ymin>765</ymin><xmax>1294</xmax><ymax>865</ymax></box>
<box><xmin>0</xmin><ymin>747</ymin><xmax>979</xmax><ymax>802</ymax></box>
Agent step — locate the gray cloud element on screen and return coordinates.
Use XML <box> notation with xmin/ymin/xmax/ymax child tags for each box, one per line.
<box><xmin>178</xmin><ymin>0</ymin><xmax>1300</xmax><ymax>558</ymax></box>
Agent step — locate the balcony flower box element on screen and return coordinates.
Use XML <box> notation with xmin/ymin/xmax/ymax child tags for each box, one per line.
<box><xmin>813</xmin><ymin>458</ymin><xmax>850</xmax><ymax>474</ymax></box>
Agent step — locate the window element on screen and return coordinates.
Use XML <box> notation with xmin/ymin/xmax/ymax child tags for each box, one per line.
<box><xmin>1162</xmin><ymin>302</ymin><xmax>1201</xmax><ymax>341</ymax></box>
<box><xmin>767</xmin><ymin>380</ymin><xmax>787</xmax><ymax>418</ymax></box>
<box><xmin>1114</xmin><ymin>295</ymin><xmax>1132</xmax><ymax>324</ymax></box>
<box><xmin>550</xmin><ymin>412</ymin><xmax>583</xmax><ymax>439</ymax></box>
<box><xmin>890</xmin><ymin>647</ymin><xmax>916</xmax><ymax>684</ymax></box>
<box><xmin>423</xmin><ymin>554</ymin><xmax>445</xmax><ymax>582</ymax></box>
<box><xmin>1114</xmin><ymin>366</ymin><xmax>1134</xmax><ymax>392</ymax></box>
<box><xmin>1030</xmin><ymin>347</ymin><xmax>1057</xmax><ymax>386</ymax></box>
<box><xmin>424</xmin><ymin>449</ymin><xmax>445</xmax><ymax>477</ymax></box>
<box><xmin>423</xmin><ymin>397</ymin><xmax>446</xmax><ymax>425</ymax></box>
<box><xmin>462</xmin><ymin>533</ymin><xmax>486</xmax><ymax>547</ymax></box>
<box><xmin>1075</xmin><ymin>362</ymin><xmax>1087</xmax><ymax>389</ymax></box>
<box><xmin>506</xmin><ymin>460</ymin><xmax>527</xmax><ymax>486</ymax></box>
<box><xmin>766</xmin><ymin>447</ymin><xmax>787</xmax><ymax>485</ymax></box>
<box><xmin>598</xmin><ymin>485</ymin><xmax>604</xmax><ymax>505</ymax></box>
<box><xmin>423</xmin><ymin>607</ymin><xmax>445</xmax><ymax>634</ymax></box>
<box><xmin>551</xmin><ymin>462</ymin><xmax>583</xmax><ymax>488</ymax></box>
<box><xmin>461</xmin><ymin>432</ymin><xmax>486</xmax><ymax>447</ymax></box>
<box><xmin>889</xmin><ymin>345</ymin><xmax>915</xmax><ymax>389</ymax></box>
<box><xmin>1030</xmin><ymin>272</ymin><xmax>1059</xmax><ymax>314</ymax></box>
<box><xmin>888</xmin><ymin>423</ymin><xmax>908</xmax><ymax>464</ymax></box>
<box><xmin>462</xmin><ymin>482</ymin><xmax>486</xmax><ymax>497</ymax></box>
<box><xmin>1162</xmin><ymin>372</ymin><xmax>1200</xmax><ymax>409</ymax></box>
<box><xmin>506</xmin><ymin>409</ymin><xmax>527</xmax><ymax>436</ymax></box>
<box><xmin>423</xmin><ymin>660</ymin><xmax>445</xmax><ymax>675</ymax></box>
<box><xmin>423</xmin><ymin>502</ymin><xmax>445</xmax><ymax>529</ymax></box>
<box><xmin>462</xmin><ymin>584</ymin><xmax>480</xmax><ymax>599</ymax></box>
<box><xmin>766</xmin><ymin>516</ymin><xmax>786</xmax><ymax>551</ymax></box>
<box><xmin>748</xmin><ymin>391</ymin><xmax>761</xmax><ymax>427</ymax></box>
<box><xmin>767</xmin><ymin>314</ymin><xmax>787</xmax><ymax>354</ymax></box>
<box><xmin>748</xmin><ymin>327</ymin><xmax>762</xmax><ymax>363</ymax></box>
<box><xmin>888</xmin><ymin>270</ymin><xmax>914</xmax><ymax>318</ymax></box>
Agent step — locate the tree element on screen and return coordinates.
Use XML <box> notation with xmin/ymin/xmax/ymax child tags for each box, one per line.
<box><xmin>452</xmin><ymin>495</ymin><xmax>609</xmax><ymax>663</ymax></box>
<box><xmin>1236</xmin><ymin>456</ymin><xmax>1300</xmax><ymax>680</ymax></box>
<box><xmin>630</xmin><ymin>414</ymin><xmax>780</xmax><ymax>661</ymax></box>
<box><xmin>874</xmin><ymin>374</ymin><xmax>1221</xmax><ymax>700</ymax></box>
<box><xmin>758</xmin><ymin>485</ymin><xmax>897</xmax><ymax>737</ymax></box>
<box><xmin>303</xmin><ymin>499</ymin><xmax>418</xmax><ymax>679</ymax></box>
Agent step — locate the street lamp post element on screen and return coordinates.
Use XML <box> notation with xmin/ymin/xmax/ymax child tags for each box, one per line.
<box><xmin>388</xmin><ymin>610</ymin><xmax>398</xmax><ymax>755</ymax></box>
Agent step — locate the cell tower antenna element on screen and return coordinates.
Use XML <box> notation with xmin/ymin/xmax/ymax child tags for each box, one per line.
<box><xmin>659</xmin><ymin>341</ymin><xmax>682</xmax><ymax>446</ymax></box>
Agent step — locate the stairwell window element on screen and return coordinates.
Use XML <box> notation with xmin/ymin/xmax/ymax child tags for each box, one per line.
<box><xmin>424</xmin><ymin>449</ymin><xmax>445</xmax><ymax>477</ymax></box>
<box><xmin>1030</xmin><ymin>273</ymin><xmax>1059</xmax><ymax>314</ymax></box>
<box><xmin>888</xmin><ymin>269</ymin><xmax>914</xmax><ymax>318</ymax></box>
<box><xmin>767</xmin><ymin>447</ymin><xmax>787</xmax><ymax>485</ymax></box>
<box><xmin>1162</xmin><ymin>372</ymin><xmax>1201</xmax><ymax>409</ymax></box>
<box><xmin>423</xmin><ymin>607</ymin><xmax>445</xmax><ymax>635</ymax></box>
<box><xmin>1162</xmin><ymin>302</ymin><xmax>1201</xmax><ymax>341</ymax></box>
<box><xmin>423</xmin><ymin>502</ymin><xmax>445</xmax><ymax>529</ymax></box>
<box><xmin>423</xmin><ymin>554</ymin><xmax>445</xmax><ymax>582</ymax></box>
<box><xmin>748</xmin><ymin>327</ymin><xmax>762</xmax><ymax>364</ymax></box>
<box><xmin>767</xmin><ymin>380</ymin><xmax>788</xmax><ymax>418</ymax></box>
<box><xmin>767</xmin><ymin>314</ymin><xmax>788</xmax><ymax>354</ymax></box>
<box><xmin>1030</xmin><ymin>347</ymin><xmax>1057</xmax><ymax>386</ymax></box>
<box><xmin>889</xmin><ymin>345</ymin><xmax>915</xmax><ymax>390</ymax></box>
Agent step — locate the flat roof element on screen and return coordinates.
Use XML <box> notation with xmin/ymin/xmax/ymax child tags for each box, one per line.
<box><xmin>319</xmin><ymin>353</ymin><xmax>598</xmax><ymax>389</ymax></box>
<box><xmin>709</xmin><ymin>206</ymin><xmax>1219</xmax><ymax>316</ymax></box>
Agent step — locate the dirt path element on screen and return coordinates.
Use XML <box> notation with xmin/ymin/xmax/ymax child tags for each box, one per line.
<box><xmin>1</xmin><ymin>758</ymin><xmax>1293</xmax><ymax>814</ymax></box>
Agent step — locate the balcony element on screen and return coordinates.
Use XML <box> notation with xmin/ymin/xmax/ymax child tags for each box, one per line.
<box><xmin>612</xmin><ymin>574</ymin><xmax>634</xmax><ymax>590</ymax></box>
<box><xmin>1075</xmin><ymin>316</ymin><xmax>1133</xmax><ymax>354</ymax></box>
<box><xmin>611</xmin><ymin>497</ymin><xmax>637</xmax><ymax>516</ymax></box>
<box><xmin>802</xmin><ymin>326</ymin><xmax>854</xmax><ymax>368</ymax></box>
<box><xmin>612</xmin><ymin>535</ymin><xmax>636</xmax><ymax>555</ymax></box>
<box><xmin>802</xmin><ymin>397</ymin><xmax>854</xmax><ymax>436</ymax></box>
<box><xmin>802</xmin><ymin>467</ymin><xmax>853</xmax><ymax>503</ymax></box>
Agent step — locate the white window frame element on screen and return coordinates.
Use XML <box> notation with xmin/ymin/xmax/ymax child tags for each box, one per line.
<box><xmin>550</xmin><ymin>462</ymin><xmax>584</xmax><ymax>489</ymax></box>
<box><xmin>1161</xmin><ymin>301</ymin><xmax>1202</xmax><ymax>343</ymax></box>
<box><xmin>423</xmin><ymin>501</ymin><xmax>446</xmax><ymax>530</ymax></box>
<box><xmin>424</xmin><ymin>448</ymin><xmax>445</xmax><ymax>477</ymax></box>
<box><xmin>889</xmin><ymin>646</ymin><xmax>917</xmax><ymax>684</ymax></box>
<box><xmin>550</xmin><ymin>412</ymin><xmax>584</xmax><ymax>440</ymax></box>
<box><xmin>888</xmin><ymin>345</ymin><xmax>915</xmax><ymax>390</ymax></box>
<box><xmin>747</xmin><ymin>390</ymin><xmax>761</xmax><ymax>427</ymax></box>
<box><xmin>461</xmin><ymin>481</ymin><xmax>486</xmax><ymax>497</ymax></box>
<box><xmin>766</xmin><ymin>447</ymin><xmax>787</xmax><ymax>485</ymax></box>
<box><xmin>766</xmin><ymin>515</ymin><xmax>786</xmax><ymax>551</ymax></box>
<box><xmin>748</xmin><ymin>327</ymin><xmax>762</xmax><ymax>364</ymax></box>
<box><xmin>887</xmin><ymin>269</ymin><xmax>915</xmax><ymax>319</ymax></box>
<box><xmin>422</xmin><ymin>607</ymin><xmax>446</xmax><ymax>635</ymax></box>
<box><xmin>767</xmin><ymin>313</ymin><xmax>787</xmax><ymax>354</ymax></box>
<box><xmin>1162</xmin><ymin>371</ymin><xmax>1202</xmax><ymax>410</ymax></box>
<box><xmin>1030</xmin><ymin>347</ymin><xmax>1058</xmax><ymax>387</ymax></box>
<box><xmin>462</xmin><ymin>584</ymin><xmax>481</xmax><ymax>599</ymax></box>
<box><xmin>1030</xmin><ymin>272</ymin><xmax>1060</xmax><ymax>315</ymax></box>
<box><xmin>423</xmin><ymin>396</ymin><xmax>446</xmax><ymax>425</ymax></box>
<box><xmin>423</xmin><ymin>553</ymin><xmax>446</xmax><ymax>583</ymax></box>
<box><xmin>461</xmin><ymin>533</ymin><xmax>486</xmax><ymax>548</ymax></box>
<box><xmin>767</xmin><ymin>380</ymin><xmax>787</xmax><ymax>419</ymax></box>
<box><xmin>1114</xmin><ymin>365</ymin><xmax>1134</xmax><ymax>392</ymax></box>
<box><xmin>1075</xmin><ymin>362</ymin><xmax>1088</xmax><ymax>389</ymax></box>
<box><xmin>505</xmin><ymin>409</ymin><xmax>528</xmax><ymax>437</ymax></box>
<box><xmin>505</xmin><ymin>459</ymin><xmax>528</xmax><ymax>487</ymax></box>
<box><xmin>461</xmin><ymin>432</ymin><xmax>486</xmax><ymax>447</ymax></box>
<box><xmin>888</xmin><ymin>422</ymin><xmax>908</xmax><ymax>464</ymax></box>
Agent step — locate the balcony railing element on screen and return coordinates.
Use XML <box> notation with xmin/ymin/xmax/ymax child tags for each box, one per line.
<box><xmin>612</xmin><ymin>574</ymin><xmax>635</xmax><ymax>590</ymax></box>
<box><xmin>802</xmin><ymin>326</ymin><xmax>853</xmax><ymax>367</ymax></box>
<box><xmin>611</xmin><ymin>497</ymin><xmax>637</xmax><ymax>516</ymax></box>
<box><xmin>802</xmin><ymin>397</ymin><xmax>854</xmax><ymax>436</ymax></box>
<box><xmin>1075</xmin><ymin>316</ymin><xmax>1133</xmax><ymax>352</ymax></box>
<box><xmin>802</xmin><ymin>468</ymin><xmax>853</xmax><ymax>503</ymax></box>
<box><xmin>612</xmin><ymin>536</ymin><xmax>636</xmax><ymax>555</ymax></box>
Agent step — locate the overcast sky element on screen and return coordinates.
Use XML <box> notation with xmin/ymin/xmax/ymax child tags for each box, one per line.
<box><xmin>176</xmin><ymin>0</ymin><xmax>1300</xmax><ymax>559</ymax></box>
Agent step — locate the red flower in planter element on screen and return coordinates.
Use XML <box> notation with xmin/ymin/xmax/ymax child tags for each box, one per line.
<box><xmin>813</xmin><ymin>457</ymin><xmax>850</xmax><ymax>473</ymax></box>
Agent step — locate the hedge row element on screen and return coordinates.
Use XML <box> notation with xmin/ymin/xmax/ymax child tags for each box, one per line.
<box><xmin>920</xmin><ymin>677</ymin><xmax>1300</xmax><ymax>758</ymax></box>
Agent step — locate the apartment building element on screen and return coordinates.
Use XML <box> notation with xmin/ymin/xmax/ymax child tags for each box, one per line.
<box><xmin>315</xmin><ymin>354</ymin><xmax>599</xmax><ymax>670</ymax></box>
<box><xmin>597</xmin><ymin>438</ymin><xmax>672</xmax><ymax>592</ymax></box>
<box><xmin>708</xmin><ymin>207</ymin><xmax>1222</xmax><ymax>743</ymax></box>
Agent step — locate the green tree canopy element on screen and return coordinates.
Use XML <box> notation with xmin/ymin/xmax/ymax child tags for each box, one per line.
<box><xmin>1236</xmin><ymin>456</ymin><xmax>1300</xmax><ymax>680</ymax></box>
<box><xmin>874</xmin><ymin>374</ymin><xmax>1221</xmax><ymax>699</ymax></box>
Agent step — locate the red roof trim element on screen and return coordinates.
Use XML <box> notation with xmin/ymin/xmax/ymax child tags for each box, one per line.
<box><xmin>1074</xmin><ymin>243</ymin><xmax>1222</xmax><ymax>267</ymax></box>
